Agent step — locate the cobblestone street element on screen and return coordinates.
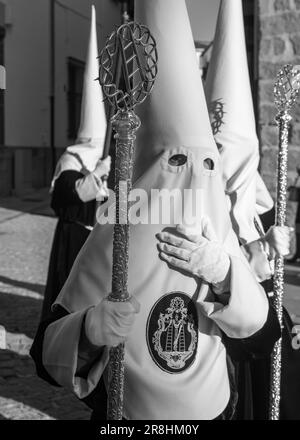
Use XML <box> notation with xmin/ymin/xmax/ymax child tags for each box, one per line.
<box><xmin>0</xmin><ymin>189</ymin><xmax>299</xmax><ymax>420</ymax></box>
<box><xmin>0</xmin><ymin>189</ymin><xmax>91</xmax><ymax>420</ymax></box>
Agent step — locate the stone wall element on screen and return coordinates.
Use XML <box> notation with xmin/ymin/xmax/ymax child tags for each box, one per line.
<box><xmin>0</xmin><ymin>149</ymin><xmax>13</xmax><ymax>196</ymax></box>
<box><xmin>0</xmin><ymin>147</ymin><xmax>64</xmax><ymax>197</ymax></box>
<box><xmin>258</xmin><ymin>0</ymin><xmax>300</xmax><ymax>226</ymax></box>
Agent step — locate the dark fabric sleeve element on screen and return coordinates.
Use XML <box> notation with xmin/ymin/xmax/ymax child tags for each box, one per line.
<box><xmin>51</xmin><ymin>170</ymin><xmax>84</xmax><ymax>208</ymax></box>
<box><xmin>51</xmin><ymin>170</ymin><xmax>96</xmax><ymax>225</ymax></box>
<box><xmin>259</xmin><ymin>207</ymin><xmax>276</xmax><ymax>233</ymax></box>
<box><xmin>30</xmin><ymin>305</ymin><xmax>68</xmax><ymax>387</ymax></box>
<box><xmin>222</xmin><ymin>283</ymin><xmax>281</xmax><ymax>362</ymax></box>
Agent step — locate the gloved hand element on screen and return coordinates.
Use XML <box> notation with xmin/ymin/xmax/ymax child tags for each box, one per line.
<box><xmin>93</xmin><ymin>156</ymin><xmax>111</xmax><ymax>181</ymax></box>
<box><xmin>157</xmin><ymin>217</ymin><xmax>230</xmax><ymax>286</ymax></box>
<box><xmin>263</xmin><ymin>225</ymin><xmax>293</xmax><ymax>258</ymax></box>
<box><xmin>85</xmin><ymin>295</ymin><xmax>140</xmax><ymax>348</ymax></box>
<box><xmin>95</xmin><ymin>180</ymin><xmax>109</xmax><ymax>202</ymax></box>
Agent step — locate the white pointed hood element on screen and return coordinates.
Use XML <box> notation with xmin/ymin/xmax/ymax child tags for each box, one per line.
<box><xmin>50</xmin><ymin>0</ymin><xmax>268</xmax><ymax>420</ymax></box>
<box><xmin>51</xmin><ymin>5</ymin><xmax>107</xmax><ymax>189</ymax></box>
<box><xmin>76</xmin><ymin>5</ymin><xmax>106</xmax><ymax>146</ymax></box>
<box><xmin>256</xmin><ymin>172</ymin><xmax>274</xmax><ymax>216</ymax></box>
<box><xmin>134</xmin><ymin>0</ymin><xmax>217</xmax><ymax>181</ymax></box>
<box><xmin>205</xmin><ymin>0</ymin><xmax>261</xmax><ymax>244</ymax></box>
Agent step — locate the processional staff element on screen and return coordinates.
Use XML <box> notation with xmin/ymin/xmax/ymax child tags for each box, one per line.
<box><xmin>98</xmin><ymin>22</ymin><xmax>158</xmax><ymax>420</ymax></box>
<box><xmin>101</xmin><ymin>1</ymin><xmax>130</xmax><ymax>160</ymax></box>
<box><xmin>269</xmin><ymin>64</ymin><xmax>300</xmax><ymax>420</ymax></box>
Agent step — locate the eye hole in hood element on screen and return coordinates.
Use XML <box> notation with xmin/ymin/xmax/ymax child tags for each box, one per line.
<box><xmin>168</xmin><ymin>154</ymin><xmax>188</xmax><ymax>167</ymax></box>
<box><xmin>204</xmin><ymin>158</ymin><xmax>214</xmax><ymax>170</ymax></box>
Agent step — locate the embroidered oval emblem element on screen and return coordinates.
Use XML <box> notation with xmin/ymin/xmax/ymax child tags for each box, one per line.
<box><xmin>146</xmin><ymin>292</ymin><xmax>198</xmax><ymax>374</ymax></box>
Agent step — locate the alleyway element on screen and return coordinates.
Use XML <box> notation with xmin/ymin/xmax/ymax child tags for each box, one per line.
<box><xmin>0</xmin><ymin>189</ymin><xmax>299</xmax><ymax>420</ymax></box>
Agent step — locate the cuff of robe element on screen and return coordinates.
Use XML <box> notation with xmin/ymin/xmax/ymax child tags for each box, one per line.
<box><xmin>198</xmin><ymin>254</ymin><xmax>269</xmax><ymax>339</ymax></box>
<box><xmin>241</xmin><ymin>239</ymin><xmax>273</xmax><ymax>282</ymax></box>
<box><xmin>211</xmin><ymin>270</ymin><xmax>231</xmax><ymax>295</ymax></box>
<box><xmin>42</xmin><ymin>309</ymin><xmax>110</xmax><ymax>399</ymax></box>
<box><xmin>75</xmin><ymin>173</ymin><xmax>104</xmax><ymax>203</ymax></box>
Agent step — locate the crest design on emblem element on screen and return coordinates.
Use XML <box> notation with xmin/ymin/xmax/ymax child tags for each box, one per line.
<box><xmin>147</xmin><ymin>292</ymin><xmax>198</xmax><ymax>373</ymax></box>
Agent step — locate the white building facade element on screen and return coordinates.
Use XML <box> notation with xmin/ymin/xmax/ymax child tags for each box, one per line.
<box><xmin>0</xmin><ymin>0</ymin><xmax>121</xmax><ymax>195</ymax></box>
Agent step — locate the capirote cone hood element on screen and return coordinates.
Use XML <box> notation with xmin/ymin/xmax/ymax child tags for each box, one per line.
<box><xmin>205</xmin><ymin>0</ymin><xmax>263</xmax><ymax>244</ymax></box>
<box><xmin>76</xmin><ymin>4</ymin><xmax>107</xmax><ymax>146</ymax></box>
<box><xmin>134</xmin><ymin>0</ymin><xmax>218</xmax><ymax>181</ymax></box>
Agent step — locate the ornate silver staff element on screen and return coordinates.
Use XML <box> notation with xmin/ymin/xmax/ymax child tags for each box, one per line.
<box><xmin>269</xmin><ymin>64</ymin><xmax>300</xmax><ymax>420</ymax></box>
<box><xmin>98</xmin><ymin>22</ymin><xmax>158</xmax><ymax>420</ymax></box>
<box><xmin>102</xmin><ymin>1</ymin><xmax>130</xmax><ymax>159</ymax></box>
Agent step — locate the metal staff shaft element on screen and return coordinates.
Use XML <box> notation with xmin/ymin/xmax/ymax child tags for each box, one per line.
<box><xmin>98</xmin><ymin>22</ymin><xmax>158</xmax><ymax>420</ymax></box>
<box><xmin>269</xmin><ymin>110</ymin><xmax>291</xmax><ymax>420</ymax></box>
<box><xmin>269</xmin><ymin>64</ymin><xmax>300</xmax><ymax>420</ymax></box>
<box><xmin>107</xmin><ymin>110</ymin><xmax>140</xmax><ymax>420</ymax></box>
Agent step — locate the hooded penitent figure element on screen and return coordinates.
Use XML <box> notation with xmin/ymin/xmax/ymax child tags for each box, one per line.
<box><xmin>31</xmin><ymin>0</ymin><xmax>278</xmax><ymax>421</ymax></box>
<box><xmin>205</xmin><ymin>0</ymin><xmax>265</xmax><ymax>246</ymax></box>
<box><xmin>205</xmin><ymin>0</ymin><xmax>297</xmax><ymax>421</ymax></box>
<box><xmin>204</xmin><ymin>0</ymin><xmax>281</xmax><ymax>281</ymax></box>
<box><xmin>40</xmin><ymin>5</ymin><xmax>110</xmax><ymax>321</ymax></box>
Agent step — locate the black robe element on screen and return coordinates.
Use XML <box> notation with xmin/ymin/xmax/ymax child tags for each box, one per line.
<box><xmin>40</xmin><ymin>170</ymin><xmax>96</xmax><ymax>321</ymax></box>
<box><xmin>235</xmin><ymin>209</ymin><xmax>300</xmax><ymax>420</ymax></box>
<box><xmin>231</xmin><ymin>278</ymin><xmax>300</xmax><ymax>420</ymax></box>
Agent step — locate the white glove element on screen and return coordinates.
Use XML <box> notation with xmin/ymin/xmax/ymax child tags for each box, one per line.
<box><xmin>85</xmin><ymin>295</ymin><xmax>140</xmax><ymax>348</ymax></box>
<box><xmin>157</xmin><ymin>217</ymin><xmax>230</xmax><ymax>286</ymax></box>
<box><xmin>93</xmin><ymin>156</ymin><xmax>111</xmax><ymax>181</ymax></box>
<box><xmin>95</xmin><ymin>180</ymin><xmax>109</xmax><ymax>202</ymax></box>
<box><xmin>93</xmin><ymin>156</ymin><xmax>111</xmax><ymax>202</ymax></box>
<box><xmin>263</xmin><ymin>225</ymin><xmax>293</xmax><ymax>258</ymax></box>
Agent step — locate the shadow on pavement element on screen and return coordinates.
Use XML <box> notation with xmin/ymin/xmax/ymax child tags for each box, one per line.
<box><xmin>0</xmin><ymin>349</ymin><xmax>91</xmax><ymax>420</ymax></box>
<box><xmin>0</xmin><ymin>188</ymin><xmax>54</xmax><ymax>219</ymax></box>
<box><xmin>0</xmin><ymin>291</ymin><xmax>43</xmax><ymax>340</ymax></box>
<box><xmin>0</xmin><ymin>287</ymin><xmax>91</xmax><ymax>420</ymax></box>
<box><xmin>0</xmin><ymin>276</ymin><xmax>45</xmax><ymax>296</ymax></box>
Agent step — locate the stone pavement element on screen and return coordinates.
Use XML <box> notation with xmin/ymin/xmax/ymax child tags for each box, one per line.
<box><xmin>0</xmin><ymin>188</ymin><xmax>92</xmax><ymax>420</ymax></box>
<box><xmin>0</xmin><ymin>188</ymin><xmax>299</xmax><ymax>420</ymax></box>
